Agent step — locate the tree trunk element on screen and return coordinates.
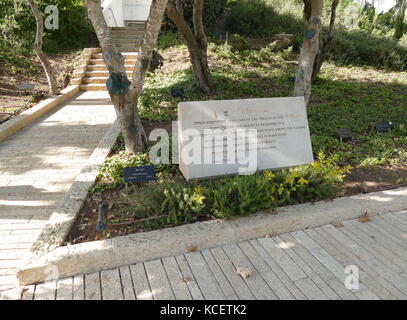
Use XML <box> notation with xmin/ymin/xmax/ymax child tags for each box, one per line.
<box><xmin>86</xmin><ymin>0</ymin><xmax>168</xmax><ymax>154</ymax></box>
<box><xmin>394</xmin><ymin>0</ymin><xmax>406</xmax><ymax>41</ymax></box>
<box><xmin>294</xmin><ymin>0</ymin><xmax>323</xmax><ymax>106</ymax></box>
<box><xmin>312</xmin><ymin>0</ymin><xmax>339</xmax><ymax>82</ymax></box>
<box><xmin>27</xmin><ymin>0</ymin><xmax>59</xmax><ymax>96</ymax></box>
<box><xmin>303</xmin><ymin>0</ymin><xmax>312</xmax><ymax>21</ymax></box>
<box><xmin>166</xmin><ymin>0</ymin><xmax>213</xmax><ymax>94</ymax></box>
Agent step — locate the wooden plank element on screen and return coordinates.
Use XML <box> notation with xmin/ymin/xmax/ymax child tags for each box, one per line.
<box><xmin>222</xmin><ymin>243</ymin><xmax>277</xmax><ymax>300</ymax></box>
<box><xmin>315</xmin><ymin>226</ymin><xmax>378</xmax><ymax>277</ymax></box>
<box><xmin>201</xmin><ymin>249</ymin><xmax>238</xmax><ymax>300</ymax></box>
<box><xmin>130</xmin><ymin>263</ymin><xmax>153</xmax><ymax>300</ymax></box>
<box><xmin>318</xmin><ymin>226</ymin><xmax>403</xmax><ymax>299</ymax></box>
<box><xmin>144</xmin><ymin>259</ymin><xmax>175</xmax><ymax>300</ymax></box>
<box><xmin>249</xmin><ymin>239</ymin><xmax>307</xmax><ymax>300</ymax></box>
<box><xmin>100</xmin><ymin>268</ymin><xmax>124</xmax><ymax>300</ymax></box>
<box><xmin>257</xmin><ymin>237</ymin><xmax>307</xmax><ymax>281</ymax></box>
<box><xmin>73</xmin><ymin>275</ymin><xmax>85</xmax><ymax>300</ymax></box>
<box><xmin>210</xmin><ymin>246</ymin><xmax>255</xmax><ymax>300</ymax></box>
<box><xmin>85</xmin><ymin>272</ymin><xmax>102</xmax><ymax>300</ymax></box>
<box><xmin>237</xmin><ymin>241</ymin><xmax>295</xmax><ymax>300</ymax></box>
<box><xmin>34</xmin><ymin>280</ymin><xmax>57</xmax><ymax>300</ymax></box>
<box><xmin>316</xmin><ymin>226</ymin><xmax>406</xmax><ymax>300</ymax></box>
<box><xmin>175</xmin><ymin>255</ymin><xmax>204</xmax><ymax>300</ymax></box>
<box><xmin>346</xmin><ymin>220</ymin><xmax>407</xmax><ymax>264</ymax></box>
<box><xmin>295</xmin><ymin>231</ymin><xmax>358</xmax><ymax>300</ymax></box>
<box><xmin>56</xmin><ymin>277</ymin><xmax>73</xmax><ymax>300</ymax></box>
<box><xmin>342</xmin><ymin>220</ymin><xmax>407</xmax><ymax>271</ymax></box>
<box><xmin>334</xmin><ymin>252</ymin><xmax>398</xmax><ymax>300</ymax></box>
<box><xmin>369</xmin><ymin>217</ymin><xmax>405</xmax><ymax>245</ymax></box>
<box><xmin>273</xmin><ymin>236</ymin><xmax>336</xmax><ymax>300</ymax></box>
<box><xmin>294</xmin><ymin>277</ymin><xmax>327</xmax><ymax>300</ymax></box>
<box><xmin>119</xmin><ymin>266</ymin><xmax>136</xmax><ymax>300</ymax></box>
<box><xmin>184</xmin><ymin>252</ymin><xmax>226</xmax><ymax>300</ymax></box>
<box><xmin>162</xmin><ymin>256</ymin><xmax>192</xmax><ymax>300</ymax></box>
<box><xmin>292</xmin><ymin>229</ymin><xmax>380</xmax><ymax>301</ymax></box>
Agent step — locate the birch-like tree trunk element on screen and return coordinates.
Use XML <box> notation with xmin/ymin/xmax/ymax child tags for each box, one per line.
<box><xmin>294</xmin><ymin>0</ymin><xmax>323</xmax><ymax>106</ymax></box>
<box><xmin>166</xmin><ymin>0</ymin><xmax>213</xmax><ymax>94</ymax></box>
<box><xmin>312</xmin><ymin>0</ymin><xmax>339</xmax><ymax>82</ymax></box>
<box><xmin>86</xmin><ymin>0</ymin><xmax>168</xmax><ymax>154</ymax></box>
<box><xmin>27</xmin><ymin>0</ymin><xmax>59</xmax><ymax>96</ymax></box>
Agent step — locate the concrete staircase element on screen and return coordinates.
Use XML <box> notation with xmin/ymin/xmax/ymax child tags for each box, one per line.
<box><xmin>72</xmin><ymin>22</ymin><xmax>145</xmax><ymax>91</ymax></box>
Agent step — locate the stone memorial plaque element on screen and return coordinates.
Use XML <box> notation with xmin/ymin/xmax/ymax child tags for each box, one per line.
<box><xmin>178</xmin><ymin>97</ymin><xmax>314</xmax><ymax>180</ymax></box>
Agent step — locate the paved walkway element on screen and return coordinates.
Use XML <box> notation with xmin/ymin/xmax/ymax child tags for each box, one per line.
<box><xmin>18</xmin><ymin>210</ymin><xmax>407</xmax><ymax>300</ymax></box>
<box><xmin>0</xmin><ymin>91</ymin><xmax>116</xmax><ymax>293</ymax></box>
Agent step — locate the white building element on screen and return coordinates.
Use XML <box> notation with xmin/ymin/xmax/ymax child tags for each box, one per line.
<box><xmin>102</xmin><ymin>0</ymin><xmax>152</xmax><ymax>27</ymax></box>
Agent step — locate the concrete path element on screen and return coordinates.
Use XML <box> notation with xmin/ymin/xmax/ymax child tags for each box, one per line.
<box><xmin>17</xmin><ymin>210</ymin><xmax>407</xmax><ymax>300</ymax></box>
<box><xmin>0</xmin><ymin>91</ymin><xmax>116</xmax><ymax>293</ymax></box>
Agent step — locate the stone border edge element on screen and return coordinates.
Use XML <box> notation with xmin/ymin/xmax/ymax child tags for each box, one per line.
<box><xmin>0</xmin><ymin>85</ymin><xmax>80</xmax><ymax>143</ymax></box>
<box><xmin>17</xmin><ymin>182</ymin><xmax>407</xmax><ymax>285</ymax></box>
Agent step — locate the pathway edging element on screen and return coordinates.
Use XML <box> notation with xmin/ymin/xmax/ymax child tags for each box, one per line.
<box><xmin>16</xmin><ymin>182</ymin><xmax>407</xmax><ymax>285</ymax></box>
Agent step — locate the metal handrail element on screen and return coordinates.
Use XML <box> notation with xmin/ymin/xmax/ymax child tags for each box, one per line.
<box><xmin>108</xmin><ymin>7</ymin><xmax>118</xmax><ymax>26</ymax></box>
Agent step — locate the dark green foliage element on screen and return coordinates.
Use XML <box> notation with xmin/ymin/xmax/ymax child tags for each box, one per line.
<box><xmin>163</xmin><ymin>0</ymin><xmax>227</xmax><ymax>31</ymax></box>
<box><xmin>327</xmin><ymin>28</ymin><xmax>407</xmax><ymax>71</ymax></box>
<box><xmin>0</xmin><ymin>0</ymin><xmax>95</xmax><ymax>55</ymax></box>
<box><xmin>210</xmin><ymin>174</ymin><xmax>274</xmax><ymax>219</ymax></box>
<box><xmin>225</xmin><ymin>0</ymin><xmax>305</xmax><ymax>50</ymax></box>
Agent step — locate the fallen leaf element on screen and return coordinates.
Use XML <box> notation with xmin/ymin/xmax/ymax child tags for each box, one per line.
<box><xmin>358</xmin><ymin>212</ymin><xmax>371</xmax><ymax>223</ymax></box>
<box><xmin>236</xmin><ymin>267</ymin><xmax>251</xmax><ymax>279</ymax></box>
<box><xmin>186</xmin><ymin>245</ymin><xmax>198</xmax><ymax>252</ymax></box>
<box><xmin>180</xmin><ymin>277</ymin><xmax>191</xmax><ymax>283</ymax></box>
<box><xmin>265</xmin><ymin>232</ymin><xmax>277</xmax><ymax>238</ymax></box>
<box><xmin>332</xmin><ymin>223</ymin><xmax>344</xmax><ymax>228</ymax></box>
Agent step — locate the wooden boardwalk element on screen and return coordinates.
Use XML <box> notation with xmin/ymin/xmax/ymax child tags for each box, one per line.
<box><xmin>0</xmin><ymin>91</ymin><xmax>116</xmax><ymax>293</ymax></box>
<box><xmin>18</xmin><ymin>210</ymin><xmax>407</xmax><ymax>300</ymax></box>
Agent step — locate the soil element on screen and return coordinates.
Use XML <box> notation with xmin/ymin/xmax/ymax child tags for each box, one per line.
<box><xmin>0</xmin><ymin>52</ymin><xmax>82</xmax><ymax>124</ymax></box>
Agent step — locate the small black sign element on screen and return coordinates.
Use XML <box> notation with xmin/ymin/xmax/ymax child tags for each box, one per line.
<box><xmin>337</xmin><ymin>127</ymin><xmax>353</xmax><ymax>142</ymax></box>
<box><xmin>375</xmin><ymin>121</ymin><xmax>392</xmax><ymax>133</ymax></box>
<box><xmin>124</xmin><ymin>166</ymin><xmax>157</xmax><ymax>183</ymax></box>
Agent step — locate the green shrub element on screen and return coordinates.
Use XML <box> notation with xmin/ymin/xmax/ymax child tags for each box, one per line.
<box><xmin>0</xmin><ymin>0</ymin><xmax>95</xmax><ymax>54</ymax></box>
<box><xmin>225</xmin><ymin>0</ymin><xmax>305</xmax><ymax>50</ymax></box>
<box><xmin>210</xmin><ymin>174</ymin><xmax>274</xmax><ymax>219</ymax></box>
<box><xmin>121</xmin><ymin>152</ymin><xmax>350</xmax><ymax>231</ymax></box>
<box><xmin>328</xmin><ymin>29</ymin><xmax>407</xmax><ymax>71</ymax></box>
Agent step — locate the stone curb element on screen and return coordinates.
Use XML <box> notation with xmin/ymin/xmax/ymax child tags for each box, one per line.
<box><xmin>16</xmin><ymin>184</ymin><xmax>407</xmax><ymax>286</ymax></box>
<box><xmin>0</xmin><ymin>85</ymin><xmax>80</xmax><ymax>143</ymax></box>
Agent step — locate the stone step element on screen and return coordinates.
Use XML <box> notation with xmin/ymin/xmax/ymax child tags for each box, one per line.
<box><xmin>84</xmin><ymin>71</ymin><xmax>133</xmax><ymax>77</ymax></box>
<box><xmin>111</xmin><ymin>27</ymin><xmax>145</xmax><ymax>32</ymax></box>
<box><xmin>115</xmin><ymin>40</ymin><xmax>142</xmax><ymax>46</ymax></box>
<box><xmin>117</xmin><ymin>47</ymin><xmax>140</xmax><ymax>52</ymax></box>
<box><xmin>112</xmin><ymin>34</ymin><xmax>144</xmax><ymax>40</ymax></box>
<box><xmin>87</xmin><ymin>64</ymin><xmax>135</xmax><ymax>71</ymax></box>
<box><xmin>88</xmin><ymin>58</ymin><xmax>137</xmax><ymax>65</ymax></box>
<box><xmin>82</xmin><ymin>77</ymin><xmax>108</xmax><ymax>84</ymax></box>
<box><xmin>91</xmin><ymin>53</ymin><xmax>138</xmax><ymax>59</ymax></box>
<box><xmin>80</xmin><ymin>84</ymin><xmax>107</xmax><ymax>91</ymax></box>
